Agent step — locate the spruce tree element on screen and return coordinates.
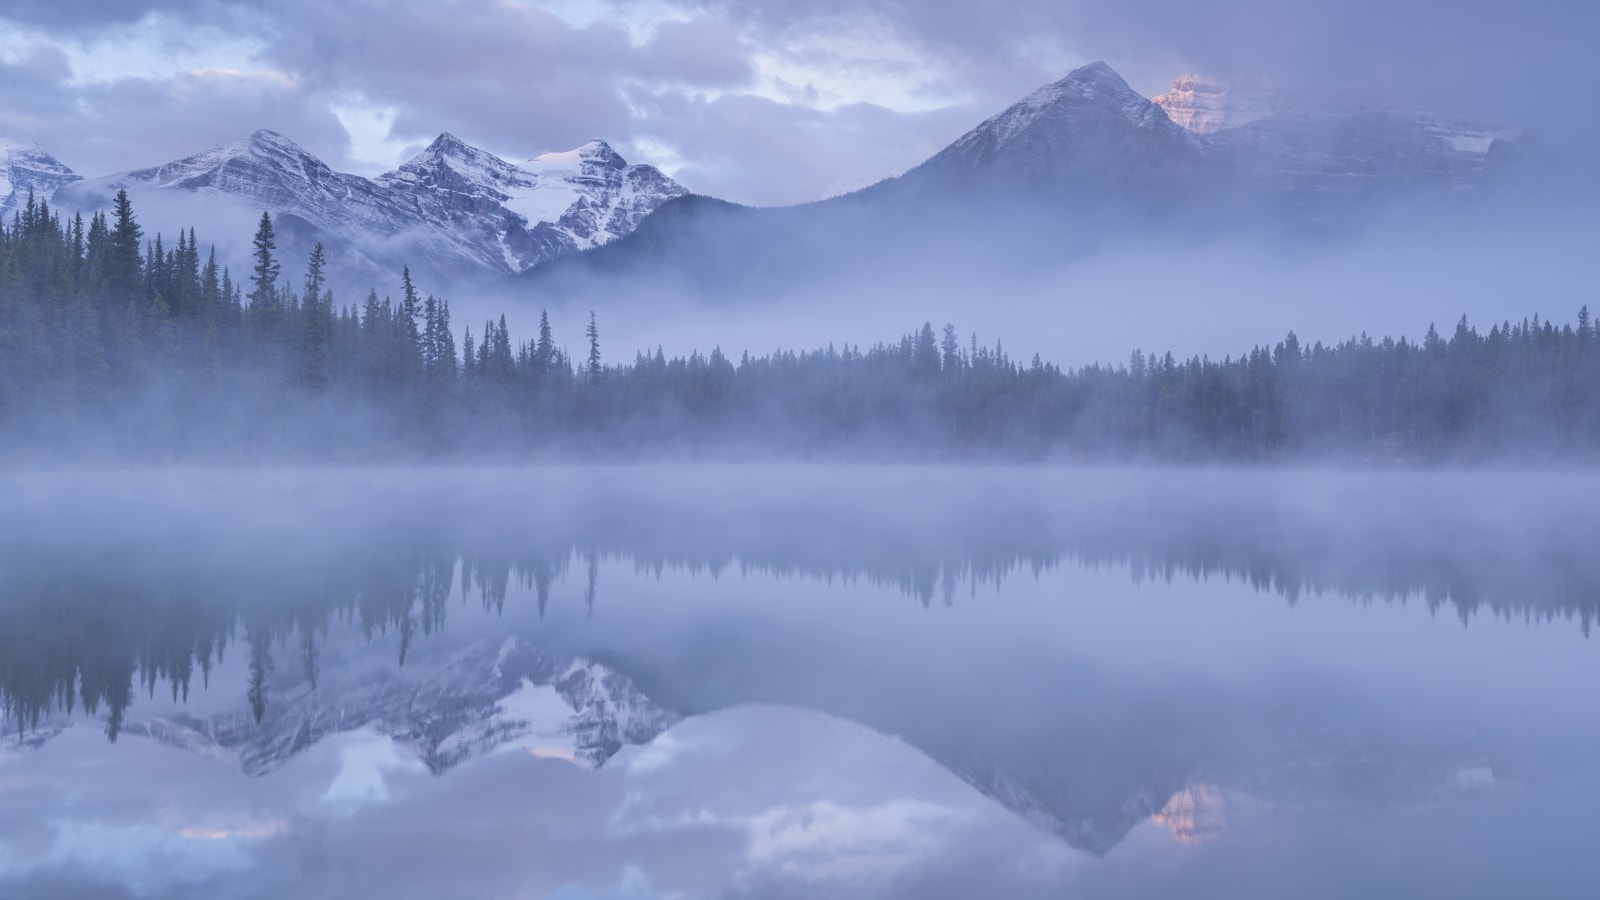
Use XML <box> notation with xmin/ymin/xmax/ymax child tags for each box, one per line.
<box><xmin>107</xmin><ymin>189</ymin><xmax>143</xmax><ymax>305</ymax></box>
<box><xmin>536</xmin><ymin>309</ymin><xmax>556</xmax><ymax>374</ymax></box>
<box><xmin>586</xmin><ymin>311</ymin><xmax>601</xmax><ymax>385</ymax></box>
<box><xmin>247</xmin><ymin>212</ymin><xmax>281</xmax><ymax>346</ymax></box>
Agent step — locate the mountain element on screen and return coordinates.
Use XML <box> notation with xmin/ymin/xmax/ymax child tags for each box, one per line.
<box><xmin>1153</xmin><ymin>75</ymin><xmax>1280</xmax><ymax>134</ymax></box>
<box><xmin>525</xmin><ymin>60</ymin><xmax>1520</xmax><ymax>299</ymax></box>
<box><xmin>0</xmin><ymin>138</ymin><xmax>82</xmax><ymax>220</ymax></box>
<box><xmin>908</xmin><ymin>60</ymin><xmax>1207</xmax><ymax>205</ymax></box>
<box><xmin>378</xmin><ymin>134</ymin><xmax>687</xmax><ymax>276</ymax></box>
<box><xmin>47</xmin><ymin>130</ymin><xmax>686</xmax><ymax>291</ymax></box>
<box><xmin>1209</xmin><ymin>110</ymin><xmax>1507</xmax><ymax>219</ymax></box>
<box><xmin>7</xmin><ymin>61</ymin><xmax>1535</xmax><ymax>303</ymax></box>
<box><xmin>908</xmin><ymin>61</ymin><xmax>1510</xmax><ymax>216</ymax></box>
<box><xmin>121</xmin><ymin>635</ymin><xmax>678</xmax><ymax>777</ymax></box>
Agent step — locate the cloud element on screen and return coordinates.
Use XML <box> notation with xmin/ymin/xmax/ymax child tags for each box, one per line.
<box><xmin>257</xmin><ymin>1</ymin><xmax>640</xmax><ymax>158</ymax></box>
<box><xmin>634</xmin><ymin>16</ymin><xmax>755</xmax><ymax>88</ymax></box>
<box><xmin>624</xmin><ymin>86</ymin><xmax>977</xmax><ymax>204</ymax></box>
<box><xmin>3</xmin><ymin>0</ymin><xmax>1596</xmax><ymax>203</ymax></box>
<box><xmin>0</xmin><ymin>0</ymin><xmax>223</xmax><ymax>34</ymax></box>
<box><xmin>1059</xmin><ymin>0</ymin><xmax>1600</xmax><ymax>134</ymax></box>
<box><xmin>0</xmin><ymin>46</ymin><xmax>75</xmax><ymax>136</ymax></box>
<box><xmin>0</xmin><ymin>66</ymin><xmax>351</xmax><ymax>178</ymax></box>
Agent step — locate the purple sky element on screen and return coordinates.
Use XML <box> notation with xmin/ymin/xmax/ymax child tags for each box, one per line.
<box><xmin>0</xmin><ymin>0</ymin><xmax>1590</xmax><ymax>205</ymax></box>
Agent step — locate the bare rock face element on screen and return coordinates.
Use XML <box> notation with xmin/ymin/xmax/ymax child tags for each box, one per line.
<box><xmin>1152</xmin><ymin>784</ymin><xmax>1233</xmax><ymax>843</ymax></box>
<box><xmin>1154</xmin><ymin>75</ymin><xmax>1280</xmax><ymax>135</ymax></box>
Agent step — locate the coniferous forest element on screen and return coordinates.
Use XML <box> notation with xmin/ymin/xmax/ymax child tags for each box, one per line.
<box><xmin>3</xmin><ymin>190</ymin><xmax>1599</xmax><ymax>461</ymax></box>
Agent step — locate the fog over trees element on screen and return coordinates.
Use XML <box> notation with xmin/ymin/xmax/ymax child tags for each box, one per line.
<box><xmin>3</xmin><ymin>193</ymin><xmax>1597</xmax><ymax>461</ymax></box>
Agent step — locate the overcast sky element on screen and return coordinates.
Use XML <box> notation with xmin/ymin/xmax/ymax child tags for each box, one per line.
<box><xmin>0</xmin><ymin>0</ymin><xmax>1592</xmax><ymax>206</ymax></box>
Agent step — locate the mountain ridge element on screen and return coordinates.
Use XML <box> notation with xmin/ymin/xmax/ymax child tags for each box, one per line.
<box><xmin>0</xmin><ymin>138</ymin><xmax>83</xmax><ymax>221</ymax></box>
<box><xmin>7</xmin><ymin>60</ymin><xmax>1532</xmax><ymax>299</ymax></box>
<box><xmin>522</xmin><ymin>60</ymin><xmax>1526</xmax><ymax>297</ymax></box>
<box><xmin>42</xmin><ymin>129</ymin><xmax>687</xmax><ymax>291</ymax></box>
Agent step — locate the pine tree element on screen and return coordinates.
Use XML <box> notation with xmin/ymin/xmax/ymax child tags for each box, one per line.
<box><xmin>107</xmin><ymin>189</ymin><xmax>143</xmax><ymax>305</ymax></box>
<box><xmin>398</xmin><ymin>266</ymin><xmax>424</xmax><ymax>383</ymax></box>
<box><xmin>247</xmin><ymin>212</ymin><xmax>281</xmax><ymax>344</ymax></box>
<box><xmin>300</xmin><ymin>243</ymin><xmax>331</xmax><ymax>388</ymax></box>
<box><xmin>941</xmin><ymin>323</ymin><xmax>961</xmax><ymax>373</ymax></box>
<box><xmin>535</xmin><ymin>309</ymin><xmax>556</xmax><ymax>375</ymax></box>
<box><xmin>303</xmin><ymin>242</ymin><xmax>326</xmax><ymax>307</ymax></box>
<box><xmin>586</xmin><ymin>310</ymin><xmax>601</xmax><ymax>385</ymax></box>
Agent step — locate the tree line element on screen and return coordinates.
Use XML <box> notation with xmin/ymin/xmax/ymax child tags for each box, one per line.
<box><xmin>3</xmin><ymin>192</ymin><xmax>1598</xmax><ymax>460</ymax></box>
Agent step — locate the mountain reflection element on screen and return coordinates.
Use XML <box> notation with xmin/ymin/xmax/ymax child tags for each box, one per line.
<box><xmin>2</xmin><ymin>468</ymin><xmax>1596</xmax><ymax>741</ymax></box>
<box><xmin>2</xmin><ymin>468</ymin><xmax>1596</xmax><ymax>859</ymax></box>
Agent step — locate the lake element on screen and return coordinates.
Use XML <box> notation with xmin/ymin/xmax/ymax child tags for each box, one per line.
<box><xmin>1</xmin><ymin>467</ymin><xmax>1596</xmax><ymax>899</ymax></box>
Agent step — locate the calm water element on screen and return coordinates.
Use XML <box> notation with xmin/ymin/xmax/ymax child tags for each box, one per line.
<box><xmin>1</xmin><ymin>467</ymin><xmax>1597</xmax><ymax>899</ymax></box>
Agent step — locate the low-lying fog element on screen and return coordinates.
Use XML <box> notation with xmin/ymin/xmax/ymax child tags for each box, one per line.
<box><xmin>465</xmin><ymin>203</ymin><xmax>1600</xmax><ymax>369</ymax></box>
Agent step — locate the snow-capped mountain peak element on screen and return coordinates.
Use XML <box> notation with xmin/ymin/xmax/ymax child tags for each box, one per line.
<box><xmin>909</xmin><ymin>60</ymin><xmax>1203</xmax><ymax>195</ymax></box>
<box><xmin>38</xmin><ymin>128</ymin><xmax>685</xmax><ymax>286</ymax></box>
<box><xmin>1</xmin><ymin>138</ymin><xmax>82</xmax><ymax>220</ymax></box>
<box><xmin>132</xmin><ymin>129</ymin><xmax>334</xmax><ymax>192</ymax></box>
<box><xmin>973</xmin><ymin>61</ymin><xmax>1180</xmax><ymax>150</ymax></box>
<box><xmin>377</xmin><ymin>134</ymin><xmax>687</xmax><ymax>271</ymax></box>
<box><xmin>384</xmin><ymin>132</ymin><xmax>528</xmax><ymax>200</ymax></box>
<box><xmin>524</xmin><ymin>139</ymin><xmax>624</xmax><ymax>172</ymax></box>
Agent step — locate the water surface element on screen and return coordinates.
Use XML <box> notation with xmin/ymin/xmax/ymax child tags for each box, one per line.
<box><xmin>1</xmin><ymin>467</ymin><xmax>1596</xmax><ymax>899</ymax></box>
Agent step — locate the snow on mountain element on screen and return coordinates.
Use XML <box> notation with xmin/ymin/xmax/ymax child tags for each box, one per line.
<box><xmin>906</xmin><ymin>61</ymin><xmax>1207</xmax><ymax>203</ymax></box>
<box><xmin>45</xmin><ymin>129</ymin><xmax>684</xmax><ymax>287</ymax></box>
<box><xmin>50</xmin><ymin>130</ymin><xmax>433</xmax><ymax>288</ymax></box>
<box><xmin>933</xmin><ymin>61</ymin><xmax>1200</xmax><ymax>164</ymax></box>
<box><xmin>904</xmin><ymin>60</ymin><xmax>1514</xmax><ymax>219</ymax></box>
<box><xmin>58</xmin><ymin>130</ymin><xmax>413</xmax><ymax>234</ymax></box>
<box><xmin>1148</xmin><ymin>72</ymin><xmax>1511</xmax><ymax>213</ymax></box>
<box><xmin>121</xmin><ymin>636</ymin><xmax>679</xmax><ymax>777</ymax></box>
<box><xmin>0</xmin><ymin>138</ymin><xmax>82</xmax><ymax>221</ymax></box>
<box><xmin>1153</xmin><ymin>75</ymin><xmax>1280</xmax><ymax>135</ymax></box>
<box><xmin>1208</xmin><ymin>109</ymin><xmax>1506</xmax><ymax>215</ymax></box>
<box><xmin>377</xmin><ymin>133</ymin><xmax>687</xmax><ymax>275</ymax></box>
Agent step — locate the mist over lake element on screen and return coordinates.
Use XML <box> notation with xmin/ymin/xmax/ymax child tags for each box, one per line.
<box><xmin>3</xmin><ymin>0</ymin><xmax>1597</xmax><ymax>895</ymax></box>
<box><xmin>1</xmin><ymin>466</ymin><xmax>1596</xmax><ymax>898</ymax></box>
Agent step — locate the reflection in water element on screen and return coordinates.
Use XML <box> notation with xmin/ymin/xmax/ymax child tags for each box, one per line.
<box><xmin>1</xmin><ymin>467</ymin><xmax>1598</xmax><ymax>877</ymax></box>
<box><xmin>3</xmin><ymin>468</ymin><xmax>1594</xmax><ymax>742</ymax></box>
<box><xmin>1152</xmin><ymin>785</ymin><xmax>1235</xmax><ymax>844</ymax></box>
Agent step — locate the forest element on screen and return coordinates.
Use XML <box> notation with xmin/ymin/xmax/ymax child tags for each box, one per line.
<box><xmin>3</xmin><ymin>190</ymin><xmax>1598</xmax><ymax>460</ymax></box>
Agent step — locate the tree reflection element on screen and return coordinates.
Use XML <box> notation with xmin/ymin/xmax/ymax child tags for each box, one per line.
<box><xmin>1</xmin><ymin>488</ymin><xmax>1596</xmax><ymax>742</ymax></box>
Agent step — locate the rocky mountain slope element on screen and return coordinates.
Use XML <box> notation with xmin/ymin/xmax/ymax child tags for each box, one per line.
<box><xmin>0</xmin><ymin>138</ymin><xmax>82</xmax><ymax>221</ymax></box>
<box><xmin>8</xmin><ymin>60</ymin><xmax>1529</xmax><ymax>300</ymax></box>
<box><xmin>378</xmin><ymin>134</ymin><xmax>686</xmax><ymax>276</ymax></box>
<box><xmin>1153</xmin><ymin>75</ymin><xmax>1280</xmax><ymax>134</ymax></box>
<box><xmin>909</xmin><ymin>60</ymin><xmax>1208</xmax><ymax>204</ymax></box>
<box><xmin>525</xmin><ymin>60</ymin><xmax>1523</xmax><ymax>297</ymax></box>
<box><xmin>45</xmin><ymin>130</ymin><xmax>685</xmax><ymax>290</ymax></box>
